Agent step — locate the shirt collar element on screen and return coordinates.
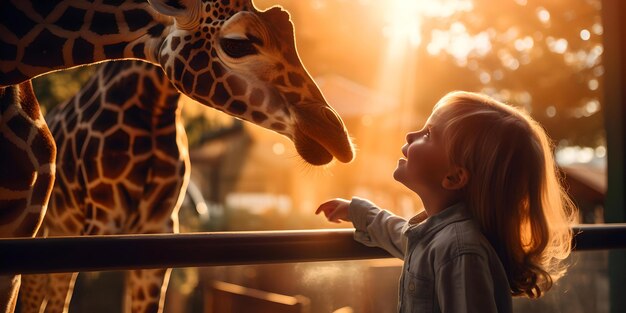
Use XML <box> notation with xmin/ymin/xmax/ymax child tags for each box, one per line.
<box><xmin>405</xmin><ymin>202</ymin><xmax>472</xmax><ymax>239</ymax></box>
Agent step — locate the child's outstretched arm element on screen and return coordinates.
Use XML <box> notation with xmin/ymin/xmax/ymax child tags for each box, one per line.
<box><xmin>316</xmin><ymin>197</ymin><xmax>407</xmax><ymax>259</ymax></box>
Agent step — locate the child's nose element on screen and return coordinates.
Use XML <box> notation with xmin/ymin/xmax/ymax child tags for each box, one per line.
<box><xmin>406</xmin><ymin>131</ymin><xmax>418</xmax><ymax>143</ymax></box>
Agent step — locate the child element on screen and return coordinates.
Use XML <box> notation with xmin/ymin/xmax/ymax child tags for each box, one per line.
<box><xmin>316</xmin><ymin>91</ymin><xmax>577</xmax><ymax>312</ymax></box>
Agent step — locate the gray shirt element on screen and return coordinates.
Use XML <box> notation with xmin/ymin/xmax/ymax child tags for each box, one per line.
<box><xmin>348</xmin><ymin>197</ymin><xmax>512</xmax><ymax>313</ymax></box>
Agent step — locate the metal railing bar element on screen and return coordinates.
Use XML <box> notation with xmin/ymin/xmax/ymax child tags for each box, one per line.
<box><xmin>0</xmin><ymin>224</ymin><xmax>624</xmax><ymax>275</ymax></box>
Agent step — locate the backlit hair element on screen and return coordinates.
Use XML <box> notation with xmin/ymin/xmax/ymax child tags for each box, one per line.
<box><xmin>431</xmin><ymin>91</ymin><xmax>578</xmax><ymax>298</ymax></box>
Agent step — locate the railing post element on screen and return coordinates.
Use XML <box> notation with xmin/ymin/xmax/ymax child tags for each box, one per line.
<box><xmin>601</xmin><ymin>1</ymin><xmax>626</xmax><ymax>312</ymax></box>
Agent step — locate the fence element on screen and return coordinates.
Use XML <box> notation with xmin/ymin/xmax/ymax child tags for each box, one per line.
<box><xmin>1</xmin><ymin>225</ymin><xmax>625</xmax><ymax>275</ymax></box>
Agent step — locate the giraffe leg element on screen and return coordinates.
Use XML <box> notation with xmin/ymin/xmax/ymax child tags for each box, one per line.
<box><xmin>0</xmin><ymin>82</ymin><xmax>55</xmax><ymax>313</ymax></box>
<box><xmin>18</xmin><ymin>274</ymin><xmax>48</xmax><ymax>313</ymax></box>
<box><xmin>37</xmin><ymin>273</ymin><xmax>78</xmax><ymax>313</ymax></box>
<box><xmin>124</xmin><ymin>269</ymin><xmax>172</xmax><ymax>313</ymax></box>
<box><xmin>0</xmin><ymin>275</ymin><xmax>20</xmax><ymax>313</ymax></box>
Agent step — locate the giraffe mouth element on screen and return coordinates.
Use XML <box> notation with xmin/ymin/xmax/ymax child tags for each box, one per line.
<box><xmin>292</xmin><ymin>103</ymin><xmax>354</xmax><ymax>166</ymax></box>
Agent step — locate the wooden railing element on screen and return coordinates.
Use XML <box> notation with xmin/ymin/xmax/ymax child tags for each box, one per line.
<box><xmin>0</xmin><ymin>224</ymin><xmax>625</xmax><ymax>275</ymax></box>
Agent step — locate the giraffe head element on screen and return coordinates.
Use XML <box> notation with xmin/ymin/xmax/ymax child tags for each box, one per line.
<box><xmin>149</xmin><ymin>0</ymin><xmax>354</xmax><ymax>165</ymax></box>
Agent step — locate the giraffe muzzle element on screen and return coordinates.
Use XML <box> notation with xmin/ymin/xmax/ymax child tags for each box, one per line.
<box><xmin>292</xmin><ymin>103</ymin><xmax>355</xmax><ymax>165</ymax></box>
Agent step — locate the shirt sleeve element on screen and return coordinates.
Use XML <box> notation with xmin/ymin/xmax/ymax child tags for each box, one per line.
<box><xmin>347</xmin><ymin>197</ymin><xmax>407</xmax><ymax>259</ymax></box>
<box><xmin>435</xmin><ymin>253</ymin><xmax>498</xmax><ymax>313</ymax></box>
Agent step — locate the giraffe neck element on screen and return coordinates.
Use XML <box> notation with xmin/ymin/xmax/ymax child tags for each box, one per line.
<box><xmin>0</xmin><ymin>0</ymin><xmax>245</xmax><ymax>86</ymax></box>
<box><xmin>98</xmin><ymin>60</ymin><xmax>183</xmax><ymax>129</ymax></box>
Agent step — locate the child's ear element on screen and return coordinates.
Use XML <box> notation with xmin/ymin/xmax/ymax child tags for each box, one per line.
<box><xmin>442</xmin><ymin>167</ymin><xmax>469</xmax><ymax>190</ymax></box>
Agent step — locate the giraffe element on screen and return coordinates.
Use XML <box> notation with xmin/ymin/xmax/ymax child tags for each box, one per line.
<box><xmin>0</xmin><ymin>0</ymin><xmax>355</xmax><ymax>311</ymax></box>
<box><xmin>19</xmin><ymin>60</ymin><xmax>189</xmax><ymax>313</ymax></box>
<box><xmin>0</xmin><ymin>82</ymin><xmax>55</xmax><ymax>313</ymax></box>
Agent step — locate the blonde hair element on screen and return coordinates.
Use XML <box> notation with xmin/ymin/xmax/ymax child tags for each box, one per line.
<box><xmin>432</xmin><ymin>91</ymin><xmax>578</xmax><ymax>298</ymax></box>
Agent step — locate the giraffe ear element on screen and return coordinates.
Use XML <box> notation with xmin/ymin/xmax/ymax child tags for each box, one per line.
<box><xmin>148</xmin><ymin>0</ymin><xmax>200</xmax><ymax>27</ymax></box>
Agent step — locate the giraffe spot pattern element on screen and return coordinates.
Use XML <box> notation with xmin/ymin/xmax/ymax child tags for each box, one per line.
<box><xmin>102</xmin><ymin>152</ymin><xmax>130</xmax><ymax>179</ymax></box>
<box><xmin>90</xmin><ymin>182</ymin><xmax>115</xmax><ymax>208</ymax></box>
<box><xmin>124</xmin><ymin>9</ymin><xmax>153</xmax><ymax>31</ymax></box>
<box><xmin>30</xmin><ymin>1</ymin><xmax>57</xmax><ymax>19</ymax></box>
<box><xmin>272</xmin><ymin>75</ymin><xmax>286</xmax><ymax>86</ymax></box>
<box><xmin>211</xmin><ymin>82</ymin><xmax>230</xmax><ymax>106</ymax></box>
<box><xmin>288</xmin><ymin>72</ymin><xmax>304</xmax><ymax>87</ymax></box>
<box><xmin>6</xmin><ymin>113</ymin><xmax>31</xmax><ymax>141</ymax></box>
<box><xmin>179</xmin><ymin>42</ymin><xmax>194</xmax><ymax>60</ymax></box>
<box><xmin>249</xmin><ymin>88</ymin><xmax>265</xmax><ymax>107</ymax></box>
<box><xmin>251</xmin><ymin>111</ymin><xmax>268</xmax><ymax>123</ymax></box>
<box><xmin>0</xmin><ymin>199</ymin><xmax>27</xmax><ymax>226</ymax></box>
<box><xmin>147</xmin><ymin>24</ymin><xmax>165</xmax><ymax>37</ymax></box>
<box><xmin>284</xmin><ymin>92</ymin><xmax>301</xmax><ymax>104</ymax></box>
<box><xmin>148</xmin><ymin>281</ymin><xmax>162</xmax><ymax>297</ymax></box>
<box><xmin>104</xmin><ymin>129</ymin><xmax>131</xmax><ymax>152</ymax></box>
<box><xmin>22</xmin><ymin>29</ymin><xmax>66</xmax><ymax>68</ymax></box>
<box><xmin>123</xmin><ymin>105</ymin><xmax>148</xmax><ymax>130</ymax></box>
<box><xmin>226</xmin><ymin>75</ymin><xmax>247</xmax><ymax>96</ymax></box>
<box><xmin>16</xmin><ymin>212</ymin><xmax>44</xmax><ymax>237</ymax></box>
<box><xmin>156</xmin><ymin>112</ymin><xmax>177</xmax><ymax>129</ymax></box>
<box><xmin>271</xmin><ymin>122</ymin><xmax>286</xmax><ymax>131</ymax></box>
<box><xmin>173</xmin><ymin>58</ymin><xmax>185</xmax><ymax>81</ymax></box>
<box><xmin>132</xmin><ymin>43</ymin><xmax>146</xmax><ymax>59</ymax></box>
<box><xmin>194</xmin><ymin>71</ymin><xmax>214</xmax><ymax>96</ymax></box>
<box><xmin>171</xmin><ymin>37</ymin><xmax>181</xmax><ymax>51</ymax></box>
<box><xmin>75</xmin><ymin>129</ymin><xmax>87</xmax><ymax>154</ymax></box>
<box><xmin>30</xmin><ymin>173</ymin><xmax>54</xmax><ymax>205</ymax></box>
<box><xmin>104</xmin><ymin>41</ymin><xmax>128</xmax><ymax>59</ymax></box>
<box><xmin>103</xmin><ymin>62</ymin><xmax>124</xmax><ymax>82</ymax></box>
<box><xmin>0</xmin><ymin>41</ymin><xmax>17</xmax><ymax>61</ymax></box>
<box><xmin>132</xmin><ymin>136</ymin><xmax>152</xmax><ymax>155</ymax></box>
<box><xmin>90</xmin><ymin>11</ymin><xmax>119</xmax><ymax>35</ymax></box>
<box><xmin>56</xmin><ymin>6</ymin><xmax>87</xmax><ymax>32</ymax></box>
<box><xmin>140</xmin><ymin>75</ymin><xmax>159</xmax><ymax>105</ymax></box>
<box><xmin>81</xmin><ymin>94</ymin><xmax>102</xmax><ymax>122</ymax></box>
<box><xmin>211</xmin><ymin>61</ymin><xmax>226</xmax><ymax>78</ymax></box>
<box><xmin>228</xmin><ymin>100</ymin><xmax>247</xmax><ymax>115</ymax></box>
<box><xmin>127</xmin><ymin>158</ymin><xmax>150</xmax><ymax>186</ymax></box>
<box><xmin>0</xmin><ymin>2</ymin><xmax>35</xmax><ymax>38</ymax></box>
<box><xmin>65</xmin><ymin>114</ymin><xmax>78</xmax><ymax>136</ymax></box>
<box><xmin>182</xmin><ymin>71</ymin><xmax>195</xmax><ymax>94</ymax></box>
<box><xmin>189</xmin><ymin>51</ymin><xmax>210</xmax><ymax>71</ymax></box>
<box><xmin>72</xmin><ymin>37</ymin><xmax>95</xmax><ymax>66</ymax></box>
<box><xmin>103</xmin><ymin>0</ymin><xmax>126</xmax><ymax>6</ymax></box>
<box><xmin>0</xmin><ymin>132</ymin><xmax>35</xmax><ymax>190</ymax></box>
<box><xmin>107</xmin><ymin>73</ymin><xmax>140</xmax><ymax>106</ymax></box>
<box><xmin>31</xmin><ymin>128</ymin><xmax>55</xmax><ymax>165</ymax></box>
<box><xmin>92</xmin><ymin>109</ymin><xmax>118</xmax><ymax>132</ymax></box>
<box><xmin>60</xmin><ymin>142</ymin><xmax>77</xmax><ymax>184</ymax></box>
<box><xmin>83</xmin><ymin>138</ymin><xmax>101</xmax><ymax>181</ymax></box>
<box><xmin>156</xmin><ymin>132</ymin><xmax>180</xmax><ymax>159</ymax></box>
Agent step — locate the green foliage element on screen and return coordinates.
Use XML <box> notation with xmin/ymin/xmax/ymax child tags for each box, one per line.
<box><xmin>32</xmin><ymin>65</ymin><xmax>97</xmax><ymax>115</ymax></box>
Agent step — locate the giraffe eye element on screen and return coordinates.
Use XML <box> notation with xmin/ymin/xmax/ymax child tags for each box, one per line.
<box><xmin>220</xmin><ymin>37</ymin><xmax>259</xmax><ymax>58</ymax></box>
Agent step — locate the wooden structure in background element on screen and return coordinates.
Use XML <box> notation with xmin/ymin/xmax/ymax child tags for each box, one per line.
<box><xmin>601</xmin><ymin>1</ymin><xmax>626</xmax><ymax>312</ymax></box>
<box><xmin>205</xmin><ymin>281</ymin><xmax>310</xmax><ymax>313</ymax></box>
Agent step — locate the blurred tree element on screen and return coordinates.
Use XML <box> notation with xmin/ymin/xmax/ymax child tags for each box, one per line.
<box><xmin>32</xmin><ymin>65</ymin><xmax>96</xmax><ymax>115</ymax></box>
<box><xmin>272</xmin><ymin>0</ymin><xmax>604</xmax><ymax>147</ymax></box>
<box><xmin>415</xmin><ymin>0</ymin><xmax>604</xmax><ymax>146</ymax></box>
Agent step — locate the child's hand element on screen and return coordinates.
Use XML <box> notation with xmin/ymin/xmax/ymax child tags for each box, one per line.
<box><xmin>315</xmin><ymin>198</ymin><xmax>351</xmax><ymax>223</ymax></box>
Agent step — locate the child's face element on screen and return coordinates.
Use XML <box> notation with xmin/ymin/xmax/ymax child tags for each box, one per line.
<box><xmin>393</xmin><ymin>111</ymin><xmax>452</xmax><ymax>195</ymax></box>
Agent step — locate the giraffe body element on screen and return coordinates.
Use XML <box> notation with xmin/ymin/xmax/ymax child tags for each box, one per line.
<box><xmin>20</xmin><ymin>60</ymin><xmax>188</xmax><ymax>313</ymax></box>
<box><xmin>1</xmin><ymin>1</ymin><xmax>354</xmax><ymax>311</ymax></box>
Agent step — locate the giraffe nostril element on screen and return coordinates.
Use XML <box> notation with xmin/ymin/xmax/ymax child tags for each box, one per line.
<box><xmin>321</xmin><ymin>106</ymin><xmax>343</xmax><ymax>129</ymax></box>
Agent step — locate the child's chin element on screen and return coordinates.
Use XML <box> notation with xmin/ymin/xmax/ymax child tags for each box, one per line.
<box><xmin>392</xmin><ymin>168</ymin><xmax>404</xmax><ymax>183</ymax></box>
